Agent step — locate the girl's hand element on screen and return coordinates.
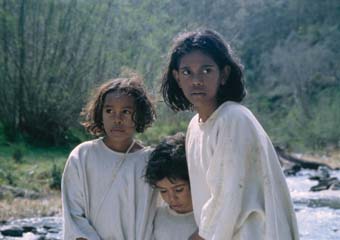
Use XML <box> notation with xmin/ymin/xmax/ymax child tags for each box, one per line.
<box><xmin>189</xmin><ymin>230</ymin><xmax>205</xmax><ymax>240</ymax></box>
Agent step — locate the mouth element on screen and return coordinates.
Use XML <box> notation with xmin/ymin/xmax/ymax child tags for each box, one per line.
<box><xmin>190</xmin><ymin>92</ymin><xmax>206</xmax><ymax>97</ymax></box>
<box><xmin>110</xmin><ymin>127</ymin><xmax>125</xmax><ymax>133</ymax></box>
<box><xmin>190</xmin><ymin>89</ymin><xmax>206</xmax><ymax>96</ymax></box>
<box><xmin>170</xmin><ymin>204</ymin><xmax>182</xmax><ymax>209</ymax></box>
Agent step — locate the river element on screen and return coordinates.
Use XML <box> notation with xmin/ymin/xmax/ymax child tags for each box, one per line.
<box><xmin>1</xmin><ymin>169</ymin><xmax>339</xmax><ymax>239</ymax></box>
<box><xmin>287</xmin><ymin>169</ymin><xmax>340</xmax><ymax>239</ymax></box>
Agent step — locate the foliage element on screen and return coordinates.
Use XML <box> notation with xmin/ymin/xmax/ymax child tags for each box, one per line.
<box><xmin>50</xmin><ymin>162</ymin><xmax>62</xmax><ymax>190</ymax></box>
<box><xmin>12</xmin><ymin>148</ymin><xmax>23</xmax><ymax>163</ymax></box>
<box><xmin>0</xmin><ymin>0</ymin><xmax>103</xmax><ymax>144</ymax></box>
<box><xmin>0</xmin><ymin>142</ymin><xmax>69</xmax><ymax>191</ymax></box>
<box><xmin>0</xmin><ymin>0</ymin><xmax>339</xmax><ymax>150</ymax></box>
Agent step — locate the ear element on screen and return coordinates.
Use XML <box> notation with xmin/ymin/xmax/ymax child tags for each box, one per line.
<box><xmin>172</xmin><ymin>70</ymin><xmax>181</xmax><ymax>87</ymax></box>
<box><xmin>220</xmin><ymin>66</ymin><xmax>231</xmax><ymax>85</ymax></box>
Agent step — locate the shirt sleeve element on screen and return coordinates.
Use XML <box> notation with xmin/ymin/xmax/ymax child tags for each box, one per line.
<box><xmin>135</xmin><ymin>151</ymin><xmax>158</xmax><ymax>240</ymax></box>
<box><xmin>61</xmin><ymin>148</ymin><xmax>101</xmax><ymax>240</ymax></box>
<box><xmin>199</xmin><ymin>110</ymin><xmax>266</xmax><ymax>240</ymax></box>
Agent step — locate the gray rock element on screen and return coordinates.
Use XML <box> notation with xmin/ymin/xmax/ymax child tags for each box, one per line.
<box><xmin>309</xmin><ymin>166</ymin><xmax>331</xmax><ymax>180</ymax></box>
<box><xmin>22</xmin><ymin>225</ymin><xmax>37</xmax><ymax>233</ymax></box>
<box><xmin>330</xmin><ymin>181</ymin><xmax>340</xmax><ymax>190</ymax></box>
<box><xmin>0</xmin><ymin>225</ymin><xmax>24</xmax><ymax>237</ymax></box>
<box><xmin>310</xmin><ymin>177</ymin><xmax>340</xmax><ymax>192</ymax></box>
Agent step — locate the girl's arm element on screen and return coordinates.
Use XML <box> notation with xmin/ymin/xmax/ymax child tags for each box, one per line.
<box><xmin>62</xmin><ymin>151</ymin><xmax>101</xmax><ymax>240</ymax></box>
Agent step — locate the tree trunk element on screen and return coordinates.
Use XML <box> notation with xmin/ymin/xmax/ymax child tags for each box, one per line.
<box><xmin>18</xmin><ymin>0</ymin><xmax>26</xmax><ymax>131</ymax></box>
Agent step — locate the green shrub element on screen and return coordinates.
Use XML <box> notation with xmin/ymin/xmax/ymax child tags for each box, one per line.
<box><xmin>12</xmin><ymin>148</ymin><xmax>24</xmax><ymax>163</ymax></box>
<box><xmin>6</xmin><ymin>172</ymin><xmax>16</xmax><ymax>186</ymax></box>
<box><xmin>50</xmin><ymin>163</ymin><xmax>62</xmax><ymax>190</ymax></box>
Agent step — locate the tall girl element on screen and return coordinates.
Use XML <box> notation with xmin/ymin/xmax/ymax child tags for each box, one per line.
<box><xmin>62</xmin><ymin>75</ymin><xmax>157</xmax><ymax>240</ymax></box>
<box><xmin>161</xmin><ymin>29</ymin><xmax>299</xmax><ymax>240</ymax></box>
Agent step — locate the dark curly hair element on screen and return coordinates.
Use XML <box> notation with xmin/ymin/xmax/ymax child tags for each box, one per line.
<box><xmin>81</xmin><ymin>76</ymin><xmax>156</xmax><ymax>136</ymax></box>
<box><xmin>145</xmin><ymin>132</ymin><xmax>189</xmax><ymax>186</ymax></box>
<box><xmin>161</xmin><ymin>29</ymin><xmax>246</xmax><ymax>111</ymax></box>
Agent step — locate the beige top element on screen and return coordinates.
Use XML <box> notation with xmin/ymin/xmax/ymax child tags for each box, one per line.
<box><xmin>186</xmin><ymin>101</ymin><xmax>299</xmax><ymax>240</ymax></box>
<box><xmin>153</xmin><ymin>204</ymin><xmax>197</xmax><ymax>240</ymax></box>
<box><xmin>62</xmin><ymin>138</ymin><xmax>157</xmax><ymax>240</ymax></box>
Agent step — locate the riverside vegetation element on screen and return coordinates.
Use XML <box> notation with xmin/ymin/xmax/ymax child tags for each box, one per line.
<box><xmin>0</xmin><ymin>115</ymin><xmax>191</xmax><ymax>221</ymax></box>
<box><xmin>0</xmin><ymin>0</ymin><xmax>339</xmax><ymax>221</ymax></box>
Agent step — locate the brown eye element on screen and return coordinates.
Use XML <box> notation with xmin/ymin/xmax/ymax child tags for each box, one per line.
<box><xmin>202</xmin><ymin>68</ymin><xmax>212</xmax><ymax>74</ymax></box>
<box><xmin>122</xmin><ymin>109</ymin><xmax>132</xmax><ymax>115</ymax></box>
<box><xmin>182</xmin><ymin>69</ymin><xmax>190</xmax><ymax>76</ymax></box>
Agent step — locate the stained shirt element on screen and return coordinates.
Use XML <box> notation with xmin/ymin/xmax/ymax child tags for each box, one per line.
<box><xmin>186</xmin><ymin>101</ymin><xmax>299</xmax><ymax>240</ymax></box>
<box><xmin>62</xmin><ymin>138</ymin><xmax>157</xmax><ymax>240</ymax></box>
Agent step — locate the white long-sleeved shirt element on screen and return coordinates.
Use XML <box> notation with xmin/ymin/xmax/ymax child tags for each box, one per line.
<box><xmin>186</xmin><ymin>101</ymin><xmax>299</xmax><ymax>240</ymax></box>
<box><xmin>153</xmin><ymin>205</ymin><xmax>197</xmax><ymax>240</ymax></box>
<box><xmin>61</xmin><ymin>138</ymin><xmax>157</xmax><ymax>240</ymax></box>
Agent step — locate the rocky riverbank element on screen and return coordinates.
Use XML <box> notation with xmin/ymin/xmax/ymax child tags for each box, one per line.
<box><xmin>0</xmin><ymin>217</ymin><xmax>62</xmax><ymax>239</ymax></box>
<box><xmin>0</xmin><ymin>190</ymin><xmax>61</xmax><ymax>239</ymax></box>
<box><xmin>0</xmin><ymin>149</ymin><xmax>339</xmax><ymax>239</ymax></box>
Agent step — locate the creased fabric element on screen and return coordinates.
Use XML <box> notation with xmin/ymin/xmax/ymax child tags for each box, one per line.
<box><xmin>62</xmin><ymin>138</ymin><xmax>157</xmax><ymax>240</ymax></box>
<box><xmin>186</xmin><ymin>101</ymin><xmax>299</xmax><ymax>240</ymax></box>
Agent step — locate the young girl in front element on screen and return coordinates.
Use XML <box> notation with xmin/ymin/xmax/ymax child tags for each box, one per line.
<box><xmin>62</xmin><ymin>75</ymin><xmax>157</xmax><ymax>240</ymax></box>
<box><xmin>144</xmin><ymin>132</ymin><xmax>197</xmax><ymax>240</ymax></box>
<box><xmin>161</xmin><ymin>29</ymin><xmax>299</xmax><ymax>240</ymax></box>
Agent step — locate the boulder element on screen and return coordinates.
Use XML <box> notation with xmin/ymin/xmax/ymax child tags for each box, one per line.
<box><xmin>0</xmin><ymin>225</ymin><xmax>24</xmax><ymax>237</ymax></box>
<box><xmin>309</xmin><ymin>166</ymin><xmax>340</xmax><ymax>192</ymax></box>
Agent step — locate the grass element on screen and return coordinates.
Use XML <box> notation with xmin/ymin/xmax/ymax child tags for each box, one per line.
<box><xmin>0</xmin><ymin>192</ymin><xmax>61</xmax><ymax>222</ymax></box>
<box><xmin>0</xmin><ymin>141</ymin><xmax>67</xmax><ymax>221</ymax></box>
<box><xmin>0</xmin><ymin>117</ymin><xmax>190</xmax><ymax>191</ymax></box>
<box><xmin>0</xmin><ymin>118</ymin><xmax>339</xmax><ymax>222</ymax></box>
<box><xmin>0</xmin><ymin>142</ymin><xmax>70</xmax><ymax>191</ymax></box>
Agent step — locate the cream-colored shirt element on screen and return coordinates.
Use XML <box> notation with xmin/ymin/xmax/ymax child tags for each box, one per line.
<box><xmin>186</xmin><ymin>101</ymin><xmax>299</xmax><ymax>240</ymax></box>
<box><xmin>153</xmin><ymin>205</ymin><xmax>197</xmax><ymax>240</ymax></box>
<box><xmin>62</xmin><ymin>138</ymin><xmax>157</xmax><ymax>240</ymax></box>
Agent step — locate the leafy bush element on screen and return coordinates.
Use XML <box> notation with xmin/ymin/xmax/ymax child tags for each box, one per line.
<box><xmin>12</xmin><ymin>148</ymin><xmax>24</xmax><ymax>163</ymax></box>
<box><xmin>50</xmin><ymin>163</ymin><xmax>62</xmax><ymax>190</ymax></box>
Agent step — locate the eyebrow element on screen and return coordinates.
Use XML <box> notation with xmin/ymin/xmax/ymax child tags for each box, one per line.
<box><xmin>155</xmin><ymin>183</ymin><xmax>187</xmax><ymax>189</ymax></box>
<box><xmin>103</xmin><ymin>105</ymin><xmax>134</xmax><ymax>109</ymax></box>
<box><xmin>179</xmin><ymin>64</ymin><xmax>216</xmax><ymax>70</ymax></box>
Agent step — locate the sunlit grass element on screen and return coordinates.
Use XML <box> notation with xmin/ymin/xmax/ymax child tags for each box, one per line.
<box><xmin>0</xmin><ymin>192</ymin><xmax>61</xmax><ymax>222</ymax></box>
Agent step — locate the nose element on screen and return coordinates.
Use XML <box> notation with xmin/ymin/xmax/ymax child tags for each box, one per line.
<box><xmin>168</xmin><ymin>191</ymin><xmax>178</xmax><ymax>204</ymax></box>
<box><xmin>191</xmin><ymin>73</ymin><xmax>203</xmax><ymax>86</ymax></box>
<box><xmin>111</xmin><ymin>112</ymin><xmax>123</xmax><ymax>124</ymax></box>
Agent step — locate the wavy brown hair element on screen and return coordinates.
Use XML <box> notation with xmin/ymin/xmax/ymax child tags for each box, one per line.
<box><xmin>144</xmin><ymin>132</ymin><xmax>189</xmax><ymax>186</ymax></box>
<box><xmin>81</xmin><ymin>76</ymin><xmax>156</xmax><ymax>136</ymax></box>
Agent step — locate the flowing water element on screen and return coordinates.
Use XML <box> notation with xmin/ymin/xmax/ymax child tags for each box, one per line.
<box><xmin>1</xmin><ymin>170</ymin><xmax>339</xmax><ymax>239</ymax></box>
<box><xmin>287</xmin><ymin>170</ymin><xmax>340</xmax><ymax>240</ymax></box>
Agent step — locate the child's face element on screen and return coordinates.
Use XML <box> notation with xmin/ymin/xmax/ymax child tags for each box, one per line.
<box><xmin>155</xmin><ymin>178</ymin><xmax>193</xmax><ymax>214</ymax></box>
<box><xmin>173</xmin><ymin>50</ymin><xmax>228</xmax><ymax>114</ymax></box>
<box><xmin>102</xmin><ymin>92</ymin><xmax>136</xmax><ymax>148</ymax></box>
